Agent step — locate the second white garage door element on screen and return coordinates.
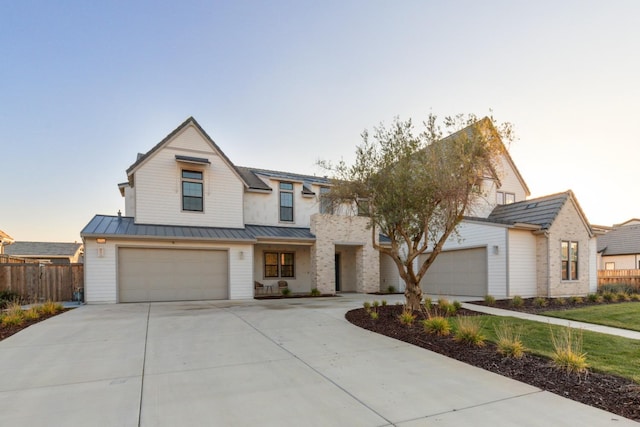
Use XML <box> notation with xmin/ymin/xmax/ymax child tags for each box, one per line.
<box><xmin>118</xmin><ymin>248</ymin><xmax>229</xmax><ymax>302</ymax></box>
<box><xmin>419</xmin><ymin>247</ymin><xmax>487</xmax><ymax>297</ymax></box>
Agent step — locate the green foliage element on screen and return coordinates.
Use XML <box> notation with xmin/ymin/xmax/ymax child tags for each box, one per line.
<box><xmin>1</xmin><ymin>302</ymin><xmax>25</xmax><ymax>326</ymax></box>
<box><xmin>0</xmin><ymin>290</ymin><xmax>20</xmax><ymax>309</ymax></box>
<box><xmin>617</xmin><ymin>292</ymin><xmax>631</xmax><ymax>302</ymax></box>
<box><xmin>550</xmin><ymin>326</ymin><xmax>588</xmax><ymax>374</ymax></box>
<box><xmin>24</xmin><ymin>307</ymin><xmax>41</xmax><ymax>320</ymax></box>
<box><xmin>568</xmin><ymin>296</ymin><xmax>584</xmax><ymax>304</ymax></box>
<box><xmin>587</xmin><ymin>293</ymin><xmax>602</xmax><ymax>303</ymax></box>
<box><xmin>398</xmin><ymin>306</ymin><xmax>416</xmax><ymax>326</ymax></box>
<box><xmin>422</xmin><ymin>316</ymin><xmax>451</xmax><ymax>336</ymax></box>
<box><xmin>363</xmin><ymin>301</ymin><xmax>371</xmax><ymax>310</ymax></box>
<box><xmin>310</xmin><ymin>288</ymin><xmax>321</xmax><ymax>297</ymax></box>
<box><xmin>381</xmin><ymin>300</ymin><xmax>387</xmax><ymax>306</ymax></box>
<box><xmin>38</xmin><ymin>301</ymin><xmax>63</xmax><ymax>315</ymax></box>
<box><xmin>494</xmin><ymin>321</ymin><xmax>525</xmax><ymax>359</ymax></box>
<box><xmin>281</xmin><ymin>288</ymin><xmax>291</xmax><ymax>297</ymax></box>
<box><xmin>484</xmin><ymin>295</ymin><xmax>496</xmax><ymax>306</ymax></box>
<box><xmin>631</xmin><ymin>294</ymin><xmax>640</xmax><ymax>302</ymax></box>
<box><xmin>369</xmin><ymin>311</ymin><xmax>379</xmax><ymax>320</ymax></box>
<box><xmin>599</xmin><ymin>283</ymin><xmax>636</xmax><ymax>295</ymax></box>
<box><xmin>387</xmin><ymin>286</ymin><xmax>396</xmax><ymax>294</ymax></box>
<box><xmin>554</xmin><ymin>297</ymin><xmax>567</xmax><ymax>306</ymax></box>
<box><xmin>453</xmin><ymin>316</ymin><xmax>485</xmax><ymax>347</ymax></box>
<box><xmin>510</xmin><ymin>295</ymin><xmax>524</xmax><ymax>308</ymax></box>
<box><xmin>453</xmin><ymin>300</ymin><xmax>462</xmax><ymax>311</ymax></box>
<box><xmin>602</xmin><ymin>292</ymin><xmax>616</xmax><ymax>302</ymax></box>
<box><xmin>533</xmin><ymin>297</ymin><xmax>548</xmax><ymax>308</ymax></box>
<box><xmin>319</xmin><ymin>114</ymin><xmax>511</xmax><ymax>310</ymax></box>
<box><xmin>372</xmin><ymin>300</ymin><xmax>380</xmax><ymax>308</ymax></box>
<box><xmin>423</xmin><ymin>298</ymin><xmax>433</xmax><ymax>311</ymax></box>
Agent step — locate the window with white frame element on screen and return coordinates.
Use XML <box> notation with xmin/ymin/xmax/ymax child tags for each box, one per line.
<box><xmin>605</xmin><ymin>262</ymin><xmax>615</xmax><ymax>270</ymax></box>
<box><xmin>496</xmin><ymin>191</ymin><xmax>515</xmax><ymax>205</ymax></box>
<box><xmin>264</xmin><ymin>252</ymin><xmax>295</xmax><ymax>278</ymax></box>
<box><xmin>279</xmin><ymin>182</ymin><xmax>294</xmax><ymax>222</ymax></box>
<box><xmin>561</xmin><ymin>241</ymin><xmax>579</xmax><ymax>280</ymax></box>
<box><xmin>182</xmin><ymin>170</ymin><xmax>203</xmax><ymax>212</ymax></box>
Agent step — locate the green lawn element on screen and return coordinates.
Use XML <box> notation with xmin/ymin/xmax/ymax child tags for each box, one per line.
<box><xmin>542</xmin><ymin>302</ymin><xmax>640</xmax><ymax>332</ymax></box>
<box><xmin>467</xmin><ymin>315</ymin><xmax>640</xmax><ymax>382</ymax></box>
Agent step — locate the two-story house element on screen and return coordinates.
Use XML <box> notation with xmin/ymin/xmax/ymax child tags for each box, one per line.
<box><xmin>81</xmin><ymin>117</ymin><xmax>596</xmax><ymax>303</ymax></box>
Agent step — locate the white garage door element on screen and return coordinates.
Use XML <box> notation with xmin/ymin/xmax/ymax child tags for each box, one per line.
<box><xmin>419</xmin><ymin>247</ymin><xmax>487</xmax><ymax>297</ymax></box>
<box><xmin>118</xmin><ymin>248</ymin><xmax>228</xmax><ymax>302</ymax></box>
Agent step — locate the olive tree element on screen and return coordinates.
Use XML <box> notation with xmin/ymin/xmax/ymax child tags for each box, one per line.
<box><xmin>321</xmin><ymin>114</ymin><xmax>511</xmax><ymax>310</ymax></box>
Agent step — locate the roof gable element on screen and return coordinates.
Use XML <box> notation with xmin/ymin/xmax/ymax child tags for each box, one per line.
<box><xmin>125</xmin><ymin>117</ymin><xmax>251</xmax><ymax>188</ymax></box>
<box><xmin>487</xmin><ymin>190</ymin><xmax>592</xmax><ymax>235</ymax></box>
<box><xmin>5</xmin><ymin>242</ymin><xmax>83</xmax><ymax>257</ymax></box>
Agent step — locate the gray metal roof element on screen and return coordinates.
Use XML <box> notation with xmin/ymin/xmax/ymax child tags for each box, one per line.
<box><xmin>597</xmin><ymin>224</ymin><xmax>640</xmax><ymax>255</ymax></box>
<box><xmin>487</xmin><ymin>192</ymin><xmax>570</xmax><ymax>230</ymax></box>
<box><xmin>5</xmin><ymin>242</ymin><xmax>83</xmax><ymax>257</ymax></box>
<box><xmin>81</xmin><ymin>215</ymin><xmax>315</xmax><ymax>242</ymax></box>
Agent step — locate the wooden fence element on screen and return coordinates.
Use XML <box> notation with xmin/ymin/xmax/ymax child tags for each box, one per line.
<box><xmin>597</xmin><ymin>269</ymin><xmax>640</xmax><ymax>289</ymax></box>
<box><xmin>0</xmin><ymin>254</ymin><xmax>39</xmax><ymax>264</ymax></box>
<box><xmin>0</xmin><ymin>263</ymin><xmax>84</xmax><ymax>302</ymax></box>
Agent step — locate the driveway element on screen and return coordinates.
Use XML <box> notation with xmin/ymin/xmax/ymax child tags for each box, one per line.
<box><xmin>0</xmin><ymin>295</ymin><xmax>636</xmax><ymax>426</ymax></box>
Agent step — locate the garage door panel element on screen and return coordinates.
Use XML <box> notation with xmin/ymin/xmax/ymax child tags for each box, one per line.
<box><xmin>118</xmin><ymin>248</ymin><xmax>228</xmax><ymax>302</ymax></box>
<box><xmin>419</xmin><ymin>248</ymin><xmax>487</xmax><ymax>297</ymax></box>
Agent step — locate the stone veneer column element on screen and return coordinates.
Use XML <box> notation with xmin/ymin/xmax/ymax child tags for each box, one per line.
<box><xmin>311</xmin><ymin>213</ymin><xmax>380</xmax><ymax>295</ymax></box>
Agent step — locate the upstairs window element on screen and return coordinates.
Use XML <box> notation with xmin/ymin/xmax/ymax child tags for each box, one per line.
<box><xmin>497</xmin><ymin>191</ymin><xmax>515</xmax><ymax>205</ymax></box>
<box><xmin>357</xmin><ymin>198</ymin><xmax>370</xmax><ymax>217</ymax></box>
<box><xmin>561</xmin><ymin>241</ymin><xmax>579</xmax><ymax>280</ymax></box>
<box><xmin>319</xmin><ymin>187</ymin><xmax>333</xmax><ymax>214</ymax></box>
<box><xmin>279</xmin><ymin>182</ymin><xmax>294</xmax><ymax>222</ymax></box>
<box><xmin>182</xmin><ymin>170</ymin><xmax>203</xmax><ymax>212</ymax></box>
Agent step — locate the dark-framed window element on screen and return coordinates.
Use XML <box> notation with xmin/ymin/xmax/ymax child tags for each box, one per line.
<box><xmin>497</xmin><ymin>191</ymin><xmax>515</xmax><ymax>205</ymax></box>
<box><xmin>279</xmin><ymin>182</ymin><xmax>294</xmax><ymax>222</ymax></box>
<box><xmin>357</xmin><ymin>198</ymin><xmax>369</xmax><ymax>217</ymax></box>
<box><xmin>319</xmin><ymin>187</ymin><xmax>333</xmax><ymax>214</ymax></box>
<box><xmin>561</xmin><ymin>241</ymin><xmax>578</xmax><ymax>280</ymax></box>
<box><xmin>264</xmin><ymin>251</ymin><xmax>295</xmax><ymax>278</ymax></box>
<box><xmin>182</xmin><ymin>170</ymin><xmax>203</xmax><ymax>212</ymax></box>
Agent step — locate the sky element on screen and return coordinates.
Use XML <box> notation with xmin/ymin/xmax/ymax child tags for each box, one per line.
<box><xmin>2</xmin><ymin>1</ymin><xmax>639</xmax><ymax>242</ymax></box>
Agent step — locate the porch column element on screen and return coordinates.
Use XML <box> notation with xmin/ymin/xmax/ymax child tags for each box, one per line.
<box><xmin>356</xmin><ymin>244</ymin><xmax>380</xmax><ymax>293</ymax></box>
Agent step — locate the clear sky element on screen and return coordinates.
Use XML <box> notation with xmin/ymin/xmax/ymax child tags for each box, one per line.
<box><xmin>2</xmin><ymin>1</ymin><xmax>639</xmax><ymax>242</ymax></box>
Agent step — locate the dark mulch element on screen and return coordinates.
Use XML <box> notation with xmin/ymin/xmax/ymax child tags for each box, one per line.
<box><xmin>0</xmin><ymin>310</ymin><xmax>69</xmax><ymax>342</ymax></box>
<box><xmin>468</xmin><ymin>296</ymin><xmax>639</xmax><ymax>315</ymax></box>
<box><xmin>346</xmin><ymin>304</ymin><xmax>640</xmax><ymax>421</ymax></box>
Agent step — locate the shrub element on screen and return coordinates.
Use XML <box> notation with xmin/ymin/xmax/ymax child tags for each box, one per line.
<box><xmin>452</xmin><ymin>300</ymin><xmax>462</xmax><ymax>311</ymax></box>
<box><xmin>372</xmin><ymin>300</ymin><xmax>380</xmax><ymax>308</ymax></box>
<box><xmin>494</xmin><ymin>321</ymin><xmax>525</xmax><ymax>359</ymax></box>
<box><xmin>387</xmin><ymin>286</ymin><xmax>396</xmax><ymax>294</ymax></box>
<box><xmin>310</xmin><ymin>288</ymin><xmax>321</xmax><ymax>297</ymax></box>
<box><xmin>510</xmin><ymin>295</ymin><xmax>524</xmax><ymax>308</ymax></box>
<box><xmin>381</xmin><ymin>300</ymin><xmax>387</xmax><ymax>306</ymax></box>
<box><xmin>363</xmin><ymin>301</ymin><xmax>371</xmax><ymax>311</ymax></box>
<box><xmin>554</xmin><ymin>297</ymin><xmax>567</xmax><ymax>306</ymax></box>
<box><xmin>631</xmin><ymin>294</ymin><xmax>640</xmax><ymax>302</ymax></box>
<box><xmin>550</xmin><ymin>326</ymin><xmax>588</xmax><ymax>374</ymax></box>
<box><xmin>599</xmin><ymin>283</ymin><xmax>635</xmax><ymax>295</ymax></box>
<box><xmin>568</xmin><ymin>296</ymin><xmax>584</xmax><ymax>304</ymax></box>
<box><xmin>422</xmin><ymin>316</ymin><xmax>451</xmax><ymax>336</ymax></box>
<box><xmin>533</xmin><ymin>297</ymin><xmax>547</xmax><ymax>308</ymax></box>
<box><xmin>369</xmin><ymin>311</ymin><xmax>379</xmax><ymax>320</ymax></box>
<box><xmin>398</xmin><ymin>306</ymin><xmax>416</xmax><ymax>326</ymax></box>
<box><xmin>454</xmin><ymin>316</ymin><xmax>485</xmax><ymax>347</ymax></box>
<box><xmin>484</xmin><ymin>295</ymin><xmax>496</xmax><ymax>306</ymax></box>
<box><xmin>0</xmin><ymin>290</ymin><xmax>20</xmax><ymax>309</ymax></box>
<box><xmin>617</xmin><ymin>292</ymin><xmax>631</xmax><ymax>302</ymax></box>
<box><xmin>1</xmin><ymin>302</ymin><xmax>25</xmax><ymax>326</ymax></box>
<box><xmin>423</xmin><ymin>298</ymin><xmax>433</xmax><ymax>311</ymax></box>
<box><xmin>38</xmin><ymin>301</ymin><xmax>64</xmax><ymax>315</ymax></box>
<box><xmin>602</xmin><ymin>291</ymin><xmax>616</xmax><ymax>302</ymax></box>
<box><xmin>24</xmin><ymin>307</ymin><xmax>41</xmax><ymax>321</ymax></box>
<box><xmin>587</xmin><ymin>293</ymin><xmax>602</xmax><ymax>303</ymax></box>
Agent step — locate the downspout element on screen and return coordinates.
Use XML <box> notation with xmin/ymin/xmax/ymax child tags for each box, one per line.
<box><xmin>505</xmin><ymin>228</ymin><xmax>510</xmax><ymax>297</ymax></box>
<box><xmin>546</xmin><ymin>234</ymin><xmax>551</xmax><ymax>297</ymax></box>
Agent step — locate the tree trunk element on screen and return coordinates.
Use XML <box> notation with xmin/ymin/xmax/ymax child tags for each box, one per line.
<box><xmin>404</xmin><ymin>279</ymin><xmax>423</xmax><ymax>311</ymax></box>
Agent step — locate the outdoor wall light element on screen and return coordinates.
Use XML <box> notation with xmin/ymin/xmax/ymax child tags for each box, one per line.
<box><xmin>239</xmin><ymin>250</ymin><xmax>244</xmax><ymax>260</ymax></box>
<box><xmin>493</xmin><ymin>245</ymin><xmax>499</xmax><ymax>255</ymax></box>
<box><xmin>96</xmin><ymin>238</ymin><xmax>107</xmax><ymax>244</ymax></box>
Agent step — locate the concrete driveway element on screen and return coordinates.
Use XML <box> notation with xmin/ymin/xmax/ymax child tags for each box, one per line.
<box><xmin>0</xmin><ymin>295</ymin><xmax>636</xmax><ymax>426</ymax></box>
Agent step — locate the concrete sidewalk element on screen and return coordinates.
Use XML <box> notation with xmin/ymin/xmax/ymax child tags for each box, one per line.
<box><xmin>462</xmin><ymin>302</ymin><xmax>640</xmax><ymax>340</ymax></box>
<box><xmin>0</xmin><ymin>295</ymin><xmax>637</xmax><ymax>426</ymax></box>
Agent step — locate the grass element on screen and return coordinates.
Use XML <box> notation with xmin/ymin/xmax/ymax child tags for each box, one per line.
<box><xmin>542</xmin><ymin>302</ymin><xmax>640</xmax><ymax>332</ymax></box>
<box><xmin>479</xmin><ymin>315</ymin><xmax>640</xmax><ymax>382</ymax></box>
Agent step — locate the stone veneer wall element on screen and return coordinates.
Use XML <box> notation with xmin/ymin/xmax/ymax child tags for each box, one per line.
<box><xmin>310</xmin><ymin>214</ymin><xmax>380</xmax><ymax>294</ymax></box>
<box><xmin>546</xmin><ymin>200</ymin><xmax>591</xmax><ymax>296</ymax></box>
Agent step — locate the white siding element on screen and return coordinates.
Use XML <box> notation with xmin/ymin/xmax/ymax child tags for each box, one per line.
<box><xmin>133</xmin><ymin>124</ymin><xmax>244</xmax><ymax>228</ymax></box>
<box><xmin>84</xmin><ymin>238</ymin><xmax>253</xmax><ymax>303</ymax></box>
<box><xmin>244</xmin><ymin>178</ymin><xmax>323</xmax><ymax>227</ymax></box>
<box><xmin>470</xmin><ymin>154</ymin><xmax>529</xmax><ymax>218</ymax></box>
<box><xmin>507</xmin><ymin>229</ymin><xmax>537</xmax><ymax>297</ymax></box>
<box><xmin>124</xmin><ymin>186</ymin><xmax>135</xmax><ymax>217</ymax></box>
<box><xmin>379</xmin><ymin>253</ymin><xmax>402</xmax><ymax>292</ymax></box>
<box><xmin>440</xmin><ymin>221</ymin><xmax>508</xmax><ymax>297</ymax></box>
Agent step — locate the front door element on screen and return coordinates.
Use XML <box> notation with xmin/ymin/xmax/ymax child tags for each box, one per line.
<box><xmin>335</xmin><ymin>253</ymin><xmax>341</xmax><ymax>291</ymax></box>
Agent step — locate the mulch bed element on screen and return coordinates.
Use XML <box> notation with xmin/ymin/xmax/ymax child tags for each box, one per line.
<box><xmin>468</xmin><ymin>296</ymin><xmax>638</xmax><ymax>314</ymax></box>
<box><xmin>0</xmin><ymin>310</ymin><xmax>69</xmax><ymax>342</ymax></box>
<box><xmin>346</xmin><ymin>304</ymin><xmax>640</xmax><ymax>421</ymax></box>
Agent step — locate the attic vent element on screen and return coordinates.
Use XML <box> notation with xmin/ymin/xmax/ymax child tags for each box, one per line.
<box><xmin>525</xmin><ymin>203</ymin><xmax>538</xmax><ymax>209</ymax></box>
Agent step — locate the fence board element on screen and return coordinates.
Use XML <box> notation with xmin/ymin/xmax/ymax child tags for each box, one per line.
<box><xmin>598</xmin><ymin>269</ymin><xmax>640</xmax><ymax>289</ymax></box>
<box><xmin>0</xmin><ymin>264</ymin><xmax>83</xmax><ymax>302</ymax></box>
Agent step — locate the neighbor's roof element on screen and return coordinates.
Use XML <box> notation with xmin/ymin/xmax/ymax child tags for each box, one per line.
<box><xmin>597</xmin><ymin>223</ymin><xmax>640</xmax><ymax>255</ymax></box>
<box><xmin>236</xmin><ymin>166</ymin><xmax>331</xmax><ymax>193</ymax></box>
<box><xmin>486</xmin><ymin>191</ymin><xmax>591</xmax><ymax>235</ymax></box>
<box><xmin>81</xmin><ymin>215</ymin><xmax>316</xmax><ymax>242</ymax></box>
<box><xmin>5</xmin><ymin>242</ymin><xmax>83</xmax><ymax>257</ymax></box>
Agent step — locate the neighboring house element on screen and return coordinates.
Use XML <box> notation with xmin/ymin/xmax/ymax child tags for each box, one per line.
<box><xmin>4</xmin><ymin>242</ymin><xmax>84</xmax><ymax>264</ymax></box>
<box><xmin>81</xmin><ymin>117</ymin><xmax>596</xmax><ymax>303</ymax></box>
<box><xmin>597</xmin><ymin>221</ymin><xmax>640</xmax><ymax>270</ymax></box>
<box><xmin>0</xmin><ymin>229</ymin><xmax>14</xmax><ymax>254</ymax></box>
